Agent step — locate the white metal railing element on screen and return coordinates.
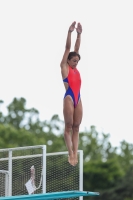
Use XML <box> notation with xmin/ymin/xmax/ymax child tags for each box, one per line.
<box><xmin>0</xmin><ymin>145</ymin><xmax>46</xmax><ymax>196</ymax></box>
<box><xmin>0</xmin><ymin>170</ymin><xmax>9</xmax><ymax>196</ymax></box>
<box><xmin>0</xmin><ymin>146</ymin><xmax>83</xmax><ymax>200</ymax></box>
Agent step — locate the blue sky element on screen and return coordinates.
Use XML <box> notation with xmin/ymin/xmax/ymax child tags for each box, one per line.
<box><xmin>0</xmin><ymin>0</ymin><xmax>133</xmax><ymax>147</ymax></box>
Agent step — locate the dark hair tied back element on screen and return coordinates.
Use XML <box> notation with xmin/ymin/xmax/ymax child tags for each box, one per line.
<box><xmin>68</xmin><ymin>52</ymin><xmax>81</xmax><ymax>60</ymax></box>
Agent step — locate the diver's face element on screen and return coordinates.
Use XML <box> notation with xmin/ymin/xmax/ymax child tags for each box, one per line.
<box><xmin>68</xmin><ymin>56</ymin><xmax>79</xmax><ymax>68</ymax></box>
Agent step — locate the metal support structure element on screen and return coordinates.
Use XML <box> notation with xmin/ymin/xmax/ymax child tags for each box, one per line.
<box><xmin>42</xmin><ymin>145</ymin><xmax>46</xmax><ymax>193</ymax></box>
<box><xmin>0</xmin><ymin>146</ymin><xmax>83</xmax><ymax>199</ymax></box>
<box><xmin>8</xmin><ymin>150</ymin><xmax>12</xmax><ymax>196</ymax></box>
<box><xmin>0</xmin><ymin>170</ymin><xmax>9</xmax><ymax>196</ymax></box>
<box><xmin>79</xmin><ymin>150</ymin><xmax>83</xmax><ymax>200</ymax></box>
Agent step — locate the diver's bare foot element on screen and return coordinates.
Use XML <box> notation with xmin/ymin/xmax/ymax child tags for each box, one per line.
<box><xmin>68</xmin><ymin>152</ymin><xmax>75</xmax><ymax>166</ymax></box>
<box><xmin>73</xmin><ymin>152</ymin><xmax>78</xmax><ymax>166</ymax></box>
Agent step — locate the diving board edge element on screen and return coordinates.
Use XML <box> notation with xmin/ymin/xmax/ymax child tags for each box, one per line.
<box><xmin>0</xmin><ymin>191</ymin><xmax>100</xmax><ymax>200</ymax></box>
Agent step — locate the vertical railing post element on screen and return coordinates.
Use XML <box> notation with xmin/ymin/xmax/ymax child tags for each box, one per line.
<box><xmin>5</xmin><ymin>171</ymin><xmax>9</xmax><ymax>196</ymax></box>
<box><xmin>79</xmin><ymin>150</ymin><xmax>83</xmax><ymax>200</ymax></box>
<box><xmin>42</xmin><ymin>145</ymin><xmax>46</xmax><ymax>193</ymax></box>
<box><xmin>8</xmin><ymin>150</ymin><xmax>12</xmax><ymax>196</ymax></box>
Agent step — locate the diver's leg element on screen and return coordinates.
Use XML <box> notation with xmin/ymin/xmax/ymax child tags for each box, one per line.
<box><xmin>72</xmin><ymin>100</ymin><xmax>83</xmax><ymax>165</ymax></box>
<box><xmin>63</xmin><ymin>95</ymin><xmax>75</xmax><ymax>166</ymax></box>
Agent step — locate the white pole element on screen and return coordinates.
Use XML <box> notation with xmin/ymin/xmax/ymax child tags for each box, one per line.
<box><xmin>8</xmin><ymin>150</ymin><xmax>12</xmax><ymax>196</ymax></box>
<box><xmin>0</xmin><ymin>170</ymin><xmax>9</xmax><ymax>196</ymax></box>
<box><xmin>79</xmin><ymin>150</ymin><xmax>83</xmax><ymax>200</ymax></box>
<box><xmin>5</xmin><ymin>172</ymin><xmax>9</xmax><ymax>196</ymax></box>
<box><xmin>42</xmin><ymin>145</ymin><xmax>46</xmax><ymax>193</ymax></box>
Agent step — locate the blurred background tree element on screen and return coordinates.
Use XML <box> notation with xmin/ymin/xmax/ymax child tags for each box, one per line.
<box><xmin>0</xmin><ymin>97</ymin><xmax>133</xmax><ymax>200</ymax></box>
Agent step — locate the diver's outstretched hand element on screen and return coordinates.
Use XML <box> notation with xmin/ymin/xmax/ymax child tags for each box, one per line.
<box><xmin>69</xmin><ymin>21</ymin><xmax>76</xmax><ymax>32</ymax></box>
<box><xmin>76</xmin><ymin>22</ymin><xmax>82</xmax><ymax>34</ymax></box>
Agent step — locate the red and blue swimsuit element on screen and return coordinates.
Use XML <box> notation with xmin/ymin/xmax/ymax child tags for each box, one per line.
<box><xmin>63</xmin><ymin>66</ymin><xmax>81</xmax><ymax>107</ymax></box>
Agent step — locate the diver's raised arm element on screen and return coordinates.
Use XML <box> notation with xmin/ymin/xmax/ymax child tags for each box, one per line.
<box><xmin>60</xmin><ymin>21</ymin><xmax>76</xmax><ymax>68</ymax></box>
<box><xmin>74</xmin><ymin>23</ymin><xmax>82</xmax><ymax>53</ymax></box>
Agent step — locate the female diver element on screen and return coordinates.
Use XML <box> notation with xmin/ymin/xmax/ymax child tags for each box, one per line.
<box><xmin>60</xmin><ymin>21</ymin><xmax>83</xmax><ymax>166</ymax></box>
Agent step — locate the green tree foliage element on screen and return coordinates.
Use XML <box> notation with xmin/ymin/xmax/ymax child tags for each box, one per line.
<box><xmin>79</xmin><ymin>126</ymin><xmax>133</xmax><ymax>200</ymax></box>
<box><xmin>0</xmin><ymin>98</ymin><xmax>65</xmax><ymax>152</ymax></box>
<box><xmin>93</xmin><ymin>167</ymin><xmax>133</xmax><ymax>200</ymax></box>
<box><xmin>79</xmin><ymin>126</ymin><xmax>118</xmax><ymax>162</ymax></box>
<box><xmin>4</xmin><ymin>97</ymin><xmax>39</xmax><ymax>129</ymax></box>
<box><xmin>83</xmin><ymin>158</ymin><xmax>124</xmax><ymax>191</ymax></box>
<box><xmin>0</xmin><ymin>124</ymin><xmax>39</xmax><ymax>148</ymax></box>
<box><xmin>0</xmin><ymin>100</ymin><xmax>4</xmax><ymax>123</ymax></box>
<box><xmin>118</xmin><ymin>141</ymin><xmax>133</xmax><ymax>172</ymax></box>
<box><xmin>0</xmin><ymin>97</ymin><xmax>133</xmax><ymax>200</ymax></box>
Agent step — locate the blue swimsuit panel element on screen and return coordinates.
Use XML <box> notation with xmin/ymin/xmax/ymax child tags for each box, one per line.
<box><xmin>63</xmin><ymin>78</ymin><xmax>80</xmax><ymax>107</ymax></box>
